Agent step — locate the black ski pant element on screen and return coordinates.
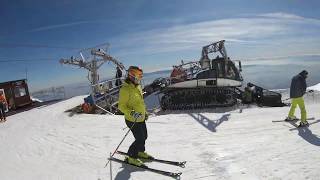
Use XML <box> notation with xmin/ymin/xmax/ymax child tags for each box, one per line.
<box><xmin>125</xmin><ymin>120</ymin><xmax>148</xmax><ymax>158</ymax></box>
<box><xmin>0</xmin><ymin>102</ymin><xmax>5</xmax><ymax>119</ymax></box>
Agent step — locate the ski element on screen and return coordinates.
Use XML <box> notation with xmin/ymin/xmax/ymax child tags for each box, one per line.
<box><xmin>272</xmin><ymin>117</ymin><xmax>315</xmax><ymax>122</ymax></box>
<box><xmin>116</xmin><ymin>151</ymin><xmax>186</xmax><ymax>168</ymax></box>
<box><xmin>289</xmin><ymin>119</ymin><xmax>320</xmax><ymax>131</ymax></box>
<box><xmin>109</xmin><ymin>157</ymin><xmax>182</xmax><ymax>179</ymax></box>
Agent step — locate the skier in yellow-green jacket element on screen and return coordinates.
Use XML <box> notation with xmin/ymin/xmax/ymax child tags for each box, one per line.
<box><xmin>118</xmin><ymin>66</ymin><xmax>152</xmax><ymax>166</ymax></box>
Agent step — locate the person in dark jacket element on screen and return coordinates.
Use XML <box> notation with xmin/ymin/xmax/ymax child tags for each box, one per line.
<box><xmin>115</xmin><ymin>66</ymin><xmax>123</xmax><ymax>87</ymax></box>
<box><xmin>286</xmin><ymin>70</ymin><xmax>308</xmax><ymax>126</ymax></box>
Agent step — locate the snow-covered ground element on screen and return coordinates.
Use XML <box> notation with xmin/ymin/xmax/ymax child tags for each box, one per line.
<box><xmin>1</xmin><ymin>85</ymin><xmax>320</xmax><ymax>180</ymax></box>
<box><xmin>30</xmin><ymin>96</ymin><xmax>43</xmax><ymax>103</ymax></box>
<box><xmin>308</xmin><ymin>82</ymin><xmax>320</xmax><ymax>92</ymax></box>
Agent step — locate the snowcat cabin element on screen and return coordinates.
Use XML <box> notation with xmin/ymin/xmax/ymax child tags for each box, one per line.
<box><xmin>227</xmin><ymin>60</ymin><xmax>242</xmax><ymax>81</ymax></box>
<box><xmin>195</xmin><ymin>58</ymin><xmax>242</xmax><ymax>82</ymax></box>
<box><xmin>212</xmin><ymin>58</ymin><xmax>242</xmax><ymax>81</ymax></box>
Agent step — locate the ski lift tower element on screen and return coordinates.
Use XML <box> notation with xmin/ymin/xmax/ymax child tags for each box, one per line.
<box><xmin>60</xmin><ymin>44</ymin><xmax>125</xmax><ymax>95</ymax></box>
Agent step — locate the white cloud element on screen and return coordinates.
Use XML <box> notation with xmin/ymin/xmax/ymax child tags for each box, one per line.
<box><xmin>113</xmin><ymin>12</ymin><xmax>320</xmax><ymax>61</ymax></box>
<box><xmin>243</xmin><ymin>53</ymin><xmax>320</xmax><ymax>66</ymax></box>
<box><xmin>257</xmin><ymin>12</ymin><xmax>306</xmax><ymax>20</ymax></box>
<box><xmin>29</xmin><ymin>21</ymin><xmax>92</xmax><ymax>32</ymax></box>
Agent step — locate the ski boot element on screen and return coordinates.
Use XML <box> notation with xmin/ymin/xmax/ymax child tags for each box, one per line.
<box><xmin>138</xmin><ymin>151</ymin><xmax>154</xmax><ymax>159</ymax></box>
<box><xmin>298</xmin><ymin>121</ymin><xmax>309</xmax><ymax>127</ymax></box>
<box><xmin>285</xmin><ymin>116</ymin><xmax>298</xmax><ymax>121</ymax></box>
<box><xmin>125</xmin><ymin>156</ymin><xmax>145</xmax><ymax>166</ymax></box>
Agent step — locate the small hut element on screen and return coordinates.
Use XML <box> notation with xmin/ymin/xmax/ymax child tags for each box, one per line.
<box><xmin>0</xmin><ymin>79</ymin><xmax>32</xmax><ymax>110</ymax></box>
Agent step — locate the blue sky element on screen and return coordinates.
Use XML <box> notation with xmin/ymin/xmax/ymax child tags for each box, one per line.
<box><xmin>0</xmin><ymin>0</ymin><xmax>320</xmax><ymax>91</ymax></box>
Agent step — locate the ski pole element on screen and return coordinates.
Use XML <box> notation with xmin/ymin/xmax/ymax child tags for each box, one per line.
<box><xmin>283</xmin><ymin>90</ymin><xmax>314</xmax><ymax>101</ymax></box>
<box><xmin>104</xmin><ymin>117</ymin><xmax>138</xmax><ymax>168</ymax></box>
<box><xmin>283</xmin><ymin>97</ymin><xmax>290</xmax><ymax>101</ymax></box>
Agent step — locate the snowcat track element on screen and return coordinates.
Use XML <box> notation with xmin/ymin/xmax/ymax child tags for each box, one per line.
<box><xmin>160</xmin><ymin>87</ymin><xmax>237</xmax><ymax>110</ymax></box>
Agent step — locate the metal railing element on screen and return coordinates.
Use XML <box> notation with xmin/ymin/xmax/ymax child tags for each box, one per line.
<box><xmin>90</xmin><ymin>77</ymin><xmax>124</xmax><ymax>115</ymax></box>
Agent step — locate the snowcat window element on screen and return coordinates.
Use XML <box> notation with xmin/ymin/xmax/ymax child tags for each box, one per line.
<box><xmin>227</xmin><ymin>61</ymin><xmax>240</xmax><ymax>80</ymax></box>
<box><xmin>226</xmin><ymin>67</ymin><xmax>235</xmax><ymax>79</ymax></box>
<box><xmin>14</xmin><ymin>86</ymin><xmax>27</xmax><ymax>97</ymax></box>
<box><xmin>217</xmin><ymin>62</ymin><xmax>225</xmax><ymax>78</ymax></box>
<box><xmin>196</xmin><ymin>70</ymin><xmax>217</xmax><ymax>79</ymax></box>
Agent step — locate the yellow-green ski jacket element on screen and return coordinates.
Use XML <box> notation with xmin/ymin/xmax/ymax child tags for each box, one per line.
<box><xmin>118</xmin><ymin>81</ymin><xmax>146</xmax><ymax>122</ymax></box>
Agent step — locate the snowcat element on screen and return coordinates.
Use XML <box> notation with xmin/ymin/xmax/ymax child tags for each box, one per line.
<box><xmin>160</xmin><ymin>40</ymin><xmax>243</xmax><ymax>110</ymax></box>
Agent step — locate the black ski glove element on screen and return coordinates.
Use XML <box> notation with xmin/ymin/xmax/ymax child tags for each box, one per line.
<box><xmin>130</xmin><ymin>111</ymin><xmax>142</xmax><ymax>120</ymax></box>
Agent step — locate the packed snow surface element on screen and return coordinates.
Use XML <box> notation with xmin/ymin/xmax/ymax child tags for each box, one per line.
<box><xmin>308</xmin><ymin>82</ymin><xmax>320</xmax><ymax>91</ymax></box>
<box><xmin>1</xmin><ymin>93</ymin><xmax>320</xmax><ymax>180</ymax></box>
<box><xmin>30</xmin><ymin>96</ymin><xmax>43</xmax><ymax>103</ymax></box>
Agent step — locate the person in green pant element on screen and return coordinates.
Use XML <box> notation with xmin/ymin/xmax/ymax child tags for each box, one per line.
<box><xmin>118</xmin><ymin>66</ymin><xmax>151</xmax><ymax>166</ymax></box>
<box><xmin>286</xmin><ymin>70</ymin><xmax>309</xmax><ymax>126</ymax></box>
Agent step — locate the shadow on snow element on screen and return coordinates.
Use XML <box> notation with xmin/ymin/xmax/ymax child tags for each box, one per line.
<box><xmin>113</xmin><ymin>163</ymin><xmax>145</xmax><ymax>180</ymax></box>
<box><xmin>188</xmin><ymin>113</ymin><xmax>230</xmax><ymax>132</ymax></box>
<box><xmin>296</xmin><ymin>119</ymin><xmax>320</xmax><ymax>146</ymax></box>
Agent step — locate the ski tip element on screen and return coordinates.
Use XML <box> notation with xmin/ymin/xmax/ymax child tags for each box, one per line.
<box><xmin>179</xmin><ymin>161</ymin><xmax>187</xmax><ymax>168</ymax></box>
<box><xmin>173</xmin><ymin>172</ymin><xmax>182</xmax><ymax>179</ymax></box>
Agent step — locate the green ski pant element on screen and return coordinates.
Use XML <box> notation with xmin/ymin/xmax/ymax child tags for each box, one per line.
<box><xmin>288</xmin><ymin>97</ymin><xmax>307</xmax><ymax>122</ymax></box>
